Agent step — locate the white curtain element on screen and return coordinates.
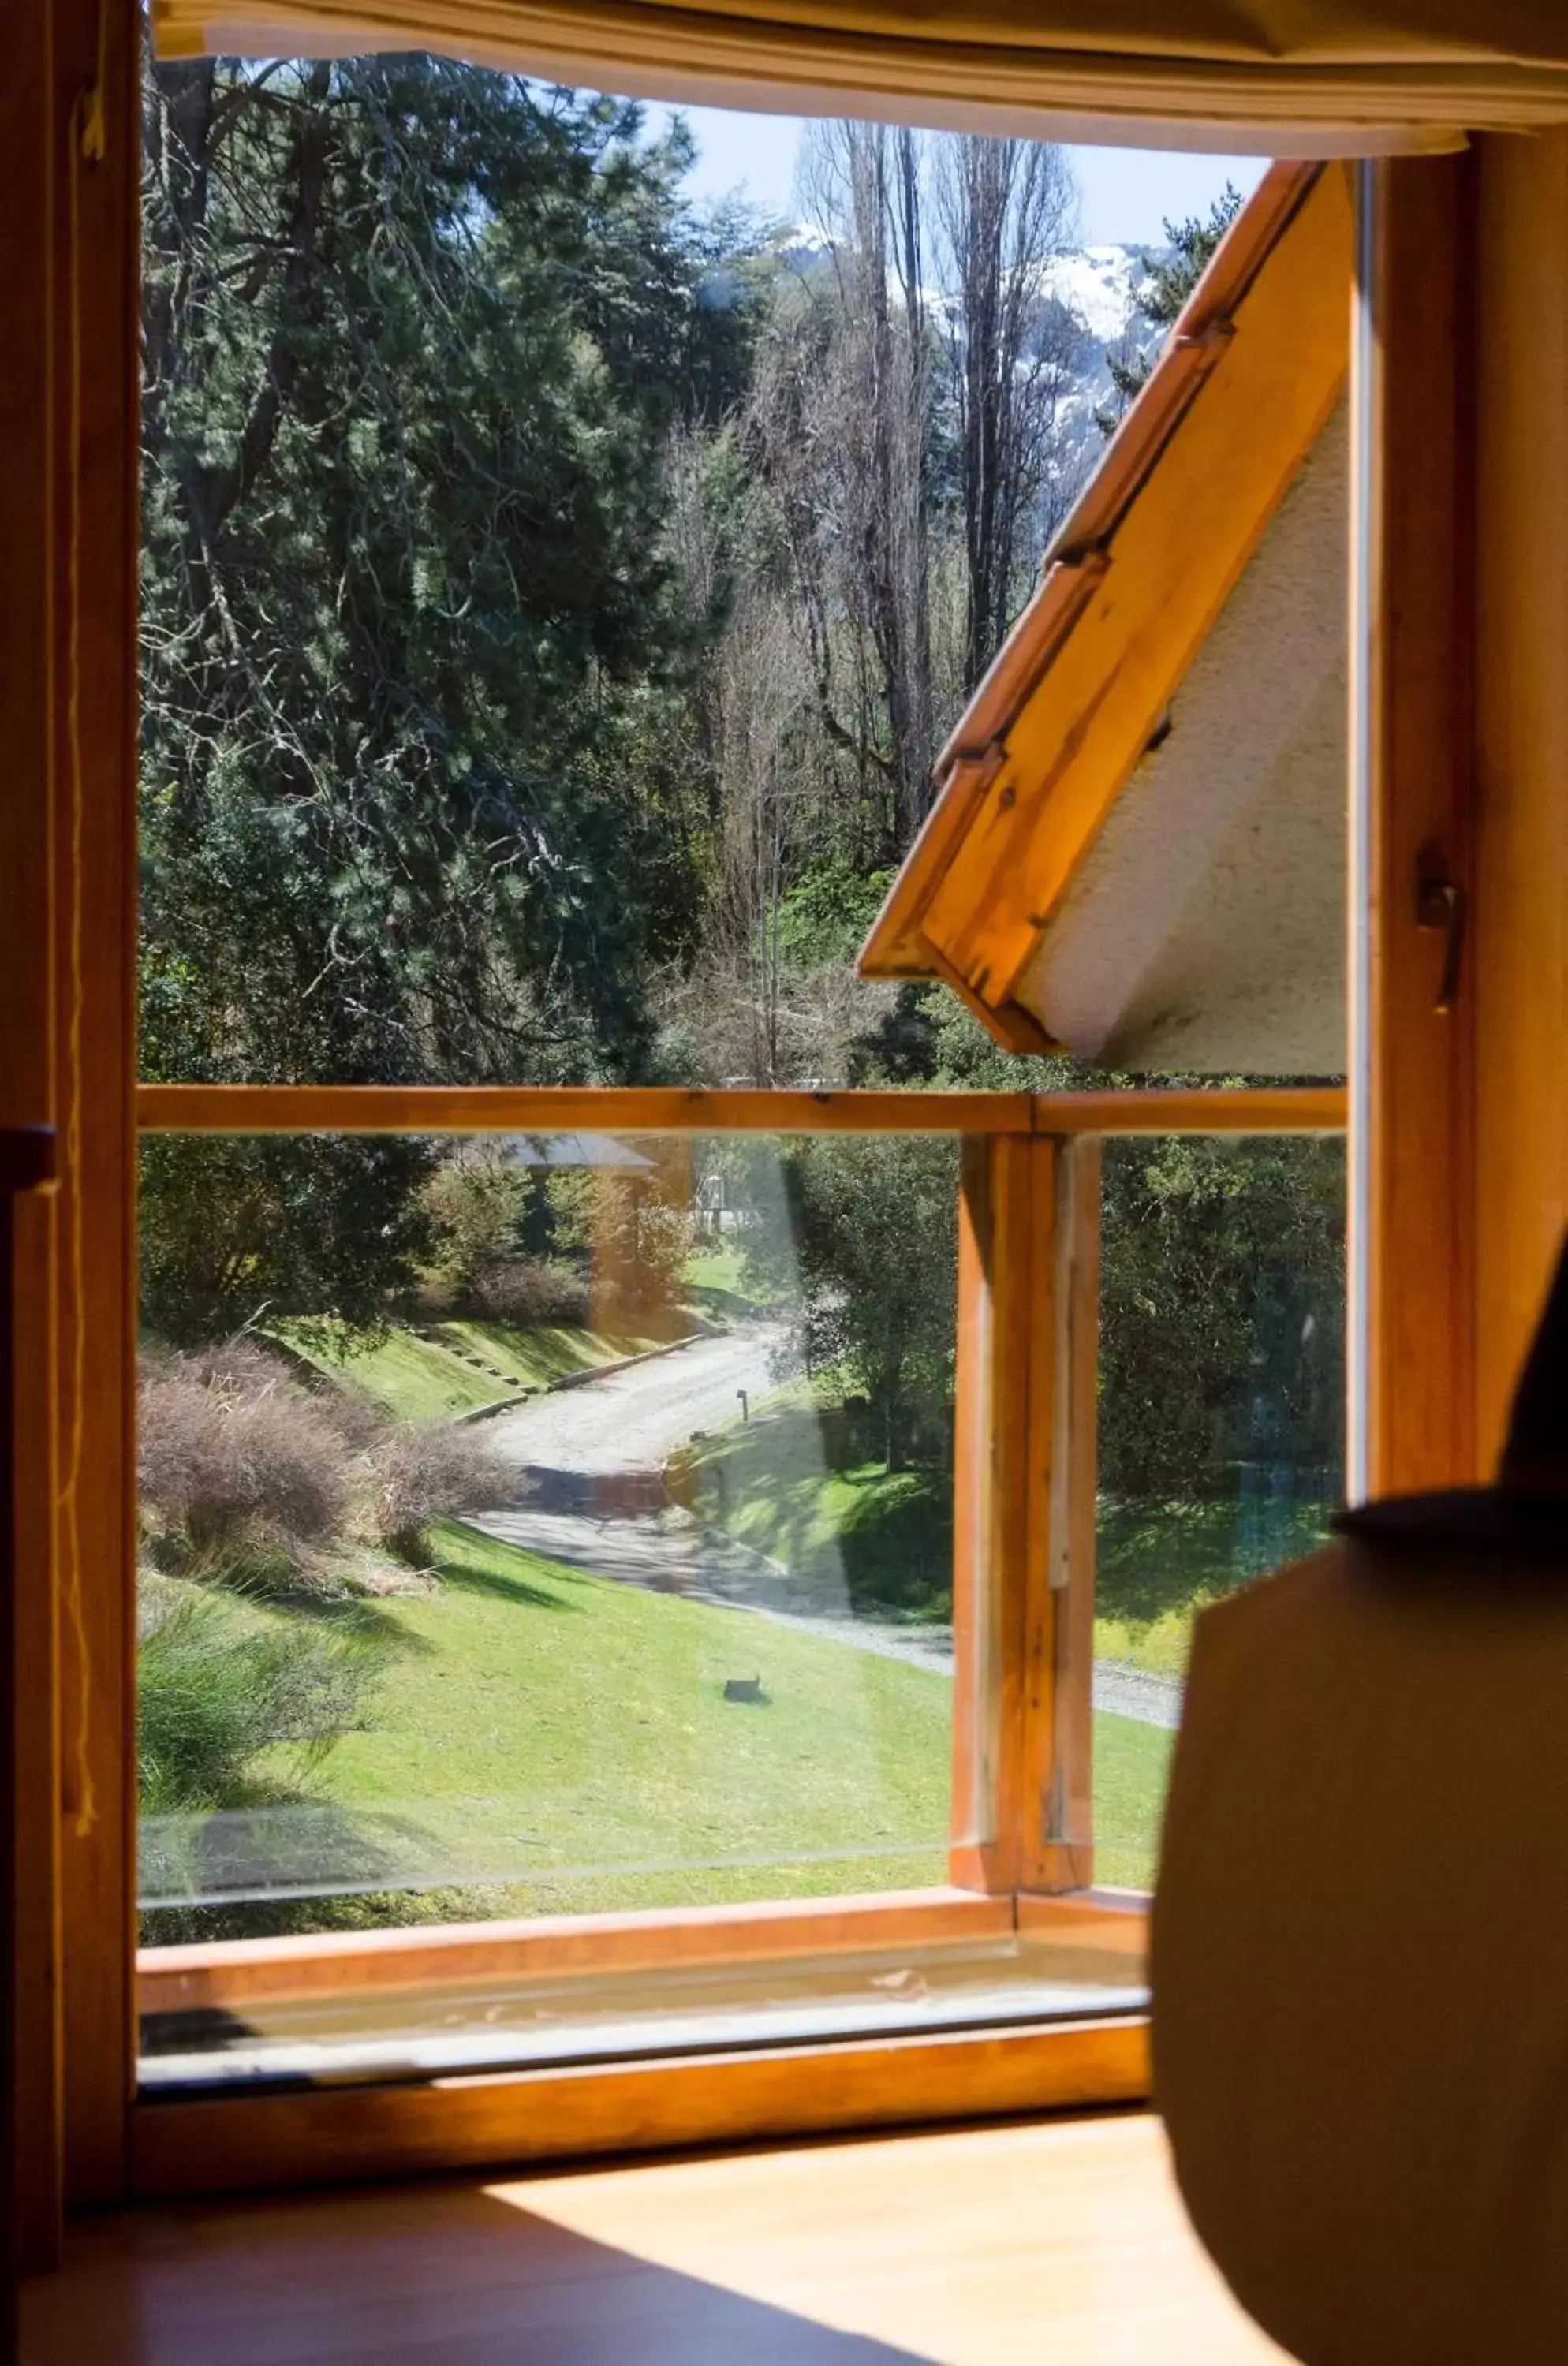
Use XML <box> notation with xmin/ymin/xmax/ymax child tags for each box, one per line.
<box><xmin>151</xmin><ymin>0</ymin><xmax>1568</xmax><ymax>154</ymax></box>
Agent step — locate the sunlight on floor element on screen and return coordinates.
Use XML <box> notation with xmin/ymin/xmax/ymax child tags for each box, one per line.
<box><xmin>483</xmin><ymin>2117</ymin><xmax>1290</xmax><ymax>2365</ymax></box>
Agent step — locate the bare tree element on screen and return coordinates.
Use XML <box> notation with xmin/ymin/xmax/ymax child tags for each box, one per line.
<box><xmin>796</xmin><ymin>120</ymin><xmax>938</xmax><ymax>849</ymax></box>
<box><xmin>932</xmin><ymin>136</ymin><xmax>1081</xmax><ymax>686</ymax></box>
<box><xmin>663</xmin><ymin>125</ymin><xmax>1086</xmax><ymax>1082</ymax></box>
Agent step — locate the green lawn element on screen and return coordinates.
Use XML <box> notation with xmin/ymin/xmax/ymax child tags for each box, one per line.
<box><xmin>693</xmin><ymin>1406</ymin><xmax>1332</xmax><ymax>1684</ymax></box>
<box><xmin>683</xmin><ymin>1243</ymin><xmax>776</xmax><ymax>1319</ymax></box>
<box><xmin>255</xmin><ymin>1519</ymin><xmax>950</xmax><ymax>1915</ymax></box>
<box><xmin>685</xmin><ymin>1245</ymin><xmax>750</xmax><ymax>1296</ymax></box>
<box><xmin>227</xmin><ymin>1521</ymin><xmax>1172</xmax><ymax>1918</ymax></box>
<box><xmin>276</xmin><ymin>1316</ymin><xmax>669</xmax><ymax>1424</ymax></box>
<box><xmin>1093</xmin><ymin>1713</ymin><xmax>1177</xmax><ymax>1890</ymax></box>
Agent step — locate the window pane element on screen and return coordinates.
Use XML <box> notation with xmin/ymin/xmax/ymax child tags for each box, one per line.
<box><xmin>135</xmin><ymin>1126</ymin><xmax>1145</xmax><ymax>2085</ymax></box>
<box><xmin>1090</xmin><ymin>1133</ymin><xmax>1346</xmax><ymax>1889</ymax></box>
<box><xmin>137</xmin><ymin>1130</ymin><xmax>960</xmax><ymax>1937</ymax></box>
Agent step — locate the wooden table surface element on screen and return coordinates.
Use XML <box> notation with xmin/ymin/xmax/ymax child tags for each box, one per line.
<box><xmin>23</xmin><ymin>2111</ymin><xmax>1291</xmax><ymax>2364</ymax></box>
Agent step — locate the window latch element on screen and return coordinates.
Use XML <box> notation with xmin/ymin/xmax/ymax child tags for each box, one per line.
<box><xmin>1416</xmin><ymin>845</ymin><xmax>1466</xmax><ymax>1017</ymax></box>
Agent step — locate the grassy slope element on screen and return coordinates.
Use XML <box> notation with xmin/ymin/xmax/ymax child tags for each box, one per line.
<box><xmin>256</xmin><ymin>1521</ymin><xmax>1171</xmax><ymax>1916</ymax></box>
<box><xmin>685</xmin><ymin>1246</ymin><xmax>750</xmax><ymax>1296</ymax></box>
<box><xmin>694</xmin><ymin>1411</ymin><xmax>1333</xmax><ymax>1682</ymax></box>
<box><xmin>275</xmin><ymin>1519</ymin><xmax>952</xmax><ymax>1913</ymax></box>
<box><xmin>277</xmin><ymin>1317</ymin><xmax>666</xmax><ymax>1424</ymax></box>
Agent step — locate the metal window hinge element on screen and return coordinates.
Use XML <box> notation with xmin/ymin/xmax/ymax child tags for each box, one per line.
<box><xmin>1416</xmin><ymin>844</ymin><xmax>1466</xmax><ymax>1016</ymax></box>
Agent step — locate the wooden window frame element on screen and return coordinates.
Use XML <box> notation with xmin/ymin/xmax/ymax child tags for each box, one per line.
<box><xmin>6</xmin><ymin>0</ymin><xmax>1388</xmax><ymax>2246</ymax></box>
<box><xmin>123</xmin><ymin>1083</ymin><xmax>1342</xmax><ymax>2197</ymax></box>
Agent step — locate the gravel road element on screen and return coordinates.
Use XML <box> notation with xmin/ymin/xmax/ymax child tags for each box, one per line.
<box><xmin>469</xmin><ymin>1323</ymin><xmax>1185</xmax><ymax>1730</ymax></box>
<box><xmin>481</xmin><ymin>1323</ymin><xmax>782</xmax><ymax>1477</ymax></box>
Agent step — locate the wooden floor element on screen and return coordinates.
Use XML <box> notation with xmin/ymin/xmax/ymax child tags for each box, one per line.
<box><xmin>22</xmin><ymin>2112</ymin><xmax>1290</xmax><ymax>2363</ymax></box>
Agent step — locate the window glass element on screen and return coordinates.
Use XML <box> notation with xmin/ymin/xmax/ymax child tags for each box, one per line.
<box><xmin>133</xmin><ymin>1128</ymin><xmax>1146</xmax><ymax>2087</ymax></box>
<box><xmin>137</xmin><ymin>1129</ymin><xmax>961</xmax><ymax>1940</ymax></box>
<box><xmin>1088</xmin><ymin>1133</ymin><xmax>1347</xmax><ymax>1887</ymax></box>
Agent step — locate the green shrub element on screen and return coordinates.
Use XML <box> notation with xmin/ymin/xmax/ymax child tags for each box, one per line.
<box><xmin>137</xmin><ymin>1580</ymin><xmax>386</xmax><ymax>1816</ymax></box>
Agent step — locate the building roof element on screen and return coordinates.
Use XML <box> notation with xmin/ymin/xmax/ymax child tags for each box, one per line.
<box><xmin>857</xmin><ymin>159</ymin><xmax>1353</xmax><ymax>1073</ymax></box>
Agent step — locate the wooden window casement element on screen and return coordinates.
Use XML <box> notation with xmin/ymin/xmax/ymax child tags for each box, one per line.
<box><xmin>17</xmin><ymin>0</ymin><xmax>1481</xmax><ymax>2248</ymax></box>
<box><xmin>120</xmin><ymin>1084</ymin><xmax>1341</xmax><ymax>2197</ymax></box>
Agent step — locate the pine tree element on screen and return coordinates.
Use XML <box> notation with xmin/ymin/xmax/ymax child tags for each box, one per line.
<box><xmin>1098</xmin><ymin>184</ymin><xmax>1242</xmax><ymax>435</ymax></box>
<box><xmin>138</xmin><ymin>57</ymin><xmax>760</xmax><ymax>1331</ymax></box>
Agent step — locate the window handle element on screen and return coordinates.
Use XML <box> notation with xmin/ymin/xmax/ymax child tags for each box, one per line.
<box><xmin>1416</xmin><ymin>845</ymin><xmax>1466</xmax><ymax>1017</ymax></box>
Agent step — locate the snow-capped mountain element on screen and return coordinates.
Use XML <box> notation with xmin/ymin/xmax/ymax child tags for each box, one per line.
<box><xmin>1043</xmin><ymin>243</ymin><xmax>1155</xmax><ymax>347</ymax></box>
<box><xmin>1034</xmin><ymin>244</ymin><xmax>1163</xmax><ymax>501</ymax></box>
<box><xmin>756</xmin><ymin>230</ymin><xmax>1167</xmax><ymax>514</ymax></box>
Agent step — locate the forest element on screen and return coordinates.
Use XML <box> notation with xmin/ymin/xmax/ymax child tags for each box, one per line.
<box><xmin>135</xmin><ymin>58</ymin><xmax>1341</xmax><ymax>1929</ymax></box>
<box><xmin>140</xmin><ymin>52</ymin><xmax>1339</xmax><ymax>1482</ymax></box>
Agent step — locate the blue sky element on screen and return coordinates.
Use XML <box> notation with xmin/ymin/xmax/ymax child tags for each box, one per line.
<box><xmin>645</xmin><ymin>102</ymin><xmax>1267</xmax><ymax>248</ymax></box>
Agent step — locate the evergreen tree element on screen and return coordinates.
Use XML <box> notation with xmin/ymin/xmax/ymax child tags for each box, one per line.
<box><xmin>141</xmin><ymin>57</ymin><xmax>724</xmax><ymax>1098</ymax></box>
<box><xmin>138</xmin><ymin>58</ymin><xmax>763</xmax><ymax>1330</ymax></box>
<box><xmin>1098</xmin><ymin>184</ymin><xmax>1242</xmax><ymax>433</ymax></box>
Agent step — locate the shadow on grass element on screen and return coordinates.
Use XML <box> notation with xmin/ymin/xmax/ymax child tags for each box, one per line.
<box><xmin>272</xmin><ymin>1591</ymin><xmax>440</xmax><ymax>1655</ymax></box>
<box><xmin>1097</xmin><ymin>1493</ymin><xmax>1335</xmax><ymax>1627</ymax></box>
<box><xmin>427</xmin><ymin>1532</ymin><xmax>585</xmax><ymax>1612</ymax></box>
<box><xmin>695</xmin><ymin>1416</ymin><xmax>1335</xmax><ymax>1635</ymax></box>
<box><xmin>691</xmin><ymin>1410</ymin><xmax>953</xmax><ymax>1621</ymax></box>
<box><xmin>138</xmin><ymin>1792</ymin><xmax>457</xmax><ymax>1944</ymax></box>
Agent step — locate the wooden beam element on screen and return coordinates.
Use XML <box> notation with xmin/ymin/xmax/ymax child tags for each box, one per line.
<box><xmin>1351</xmin><ymin>157</ymin><xmax>1477</xmax><ymax>1497</ymax></box>
<box><xmin>129</xmin><ymin>2017</ymin><xmax>1151</xmax><ymax>2200</ymax></box>
<box><xmin>0</xmin><ymin>5</ymin><xmax>67</xmax><ymax>2285</ymax></box>
<box><xmin>57</xmin><ymin>0</ymin><xmax>142</xmax><ymax>2212</ymax></box>
<box><xmin>1472</xmin><ymin>132</ymin><xmax>1568</xmax><ymax>1468</ymax></box>
<box><xmin>137</xmin><ymin>1890</ymin><xmax>1014</xmax><ymax>2017</ymax></box>
<box><xmin>859</xmin><ymin>162</ymin><xmax>1327</xmax><ymax>987</ymax></box>
<box><xmin>861</xmin><ymin>163</ymin><xmax>1353</xmax><ymax>1039</ymax></box>
<box><xmin>135</xmin><ymin>1084</ymin><xmax>1346</xmax><ymax>1138</ymax></box>
<box><xmin>1</xmin><ymin>0</ymin><xmax>141</xmax><ymax>2252</ymax></box>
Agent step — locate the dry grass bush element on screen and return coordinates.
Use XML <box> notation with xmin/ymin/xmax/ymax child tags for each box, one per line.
<box><xmin>140</xmin><ymin>1347</ymin><xmax>349</xmax><ymax>1557</ymax></box>
<box><xmin>472</xmin><ymin>1255</ymin><xmax>590</xmax><ymax>1328</ymax></box>
<box><xmin>369</xmin><ymin>1422</ymin><xmax>516</xmax><ymax>1563</ymax></box>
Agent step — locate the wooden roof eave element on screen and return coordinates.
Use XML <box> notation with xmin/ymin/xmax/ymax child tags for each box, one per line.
<box><xmin>858</xmin><ymin>158</ymin><xmax>1352</xmax><ymax>1046</ymax></box>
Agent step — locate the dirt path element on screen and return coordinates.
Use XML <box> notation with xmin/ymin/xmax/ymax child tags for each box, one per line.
<box><xmin>481</xmin><ymin>1322</ymin><xmax>783</xmax><ymax>1477</ymax></box>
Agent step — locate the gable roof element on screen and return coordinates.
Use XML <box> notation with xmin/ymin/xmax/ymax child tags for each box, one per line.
<box><xmin>857</xmin><ymin>159</ymin><xmax>1353</xmax><ymax>1065</ymax></box>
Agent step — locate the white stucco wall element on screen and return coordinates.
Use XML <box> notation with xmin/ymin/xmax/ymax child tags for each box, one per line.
<box><xmin>1015</xmin><ymin>396</ymin><xmax>1348</xmax><ymax>1076</ymax></box>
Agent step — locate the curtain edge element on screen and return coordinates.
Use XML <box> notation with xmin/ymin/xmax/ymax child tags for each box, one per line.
<box><xmin>149</xmin><ymin>10</ymin><xmax>1525</xmax><ymax>151</ymax></box>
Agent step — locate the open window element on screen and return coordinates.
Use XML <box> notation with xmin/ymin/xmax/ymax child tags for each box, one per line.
<box><xmin>20</xmin><ymin>0</ymin><xmax>1530</xmax><ymax>2237</ymax></box>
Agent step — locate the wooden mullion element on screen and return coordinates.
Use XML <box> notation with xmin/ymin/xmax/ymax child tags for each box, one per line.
<box><xmin>1036</xmin><ymin>1138</ymin><xmax>1100</xmax><ymax>1894</ymax></box>
<box><xmin>949</xmin><ymin>1135</ymin><xmax>1057</xmax><ymax>1895</ymax></box>
<box><xmin>947</xmin><ymin>1140</ymin><xmax>997</xmax><ymax>1889</ymax></box>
